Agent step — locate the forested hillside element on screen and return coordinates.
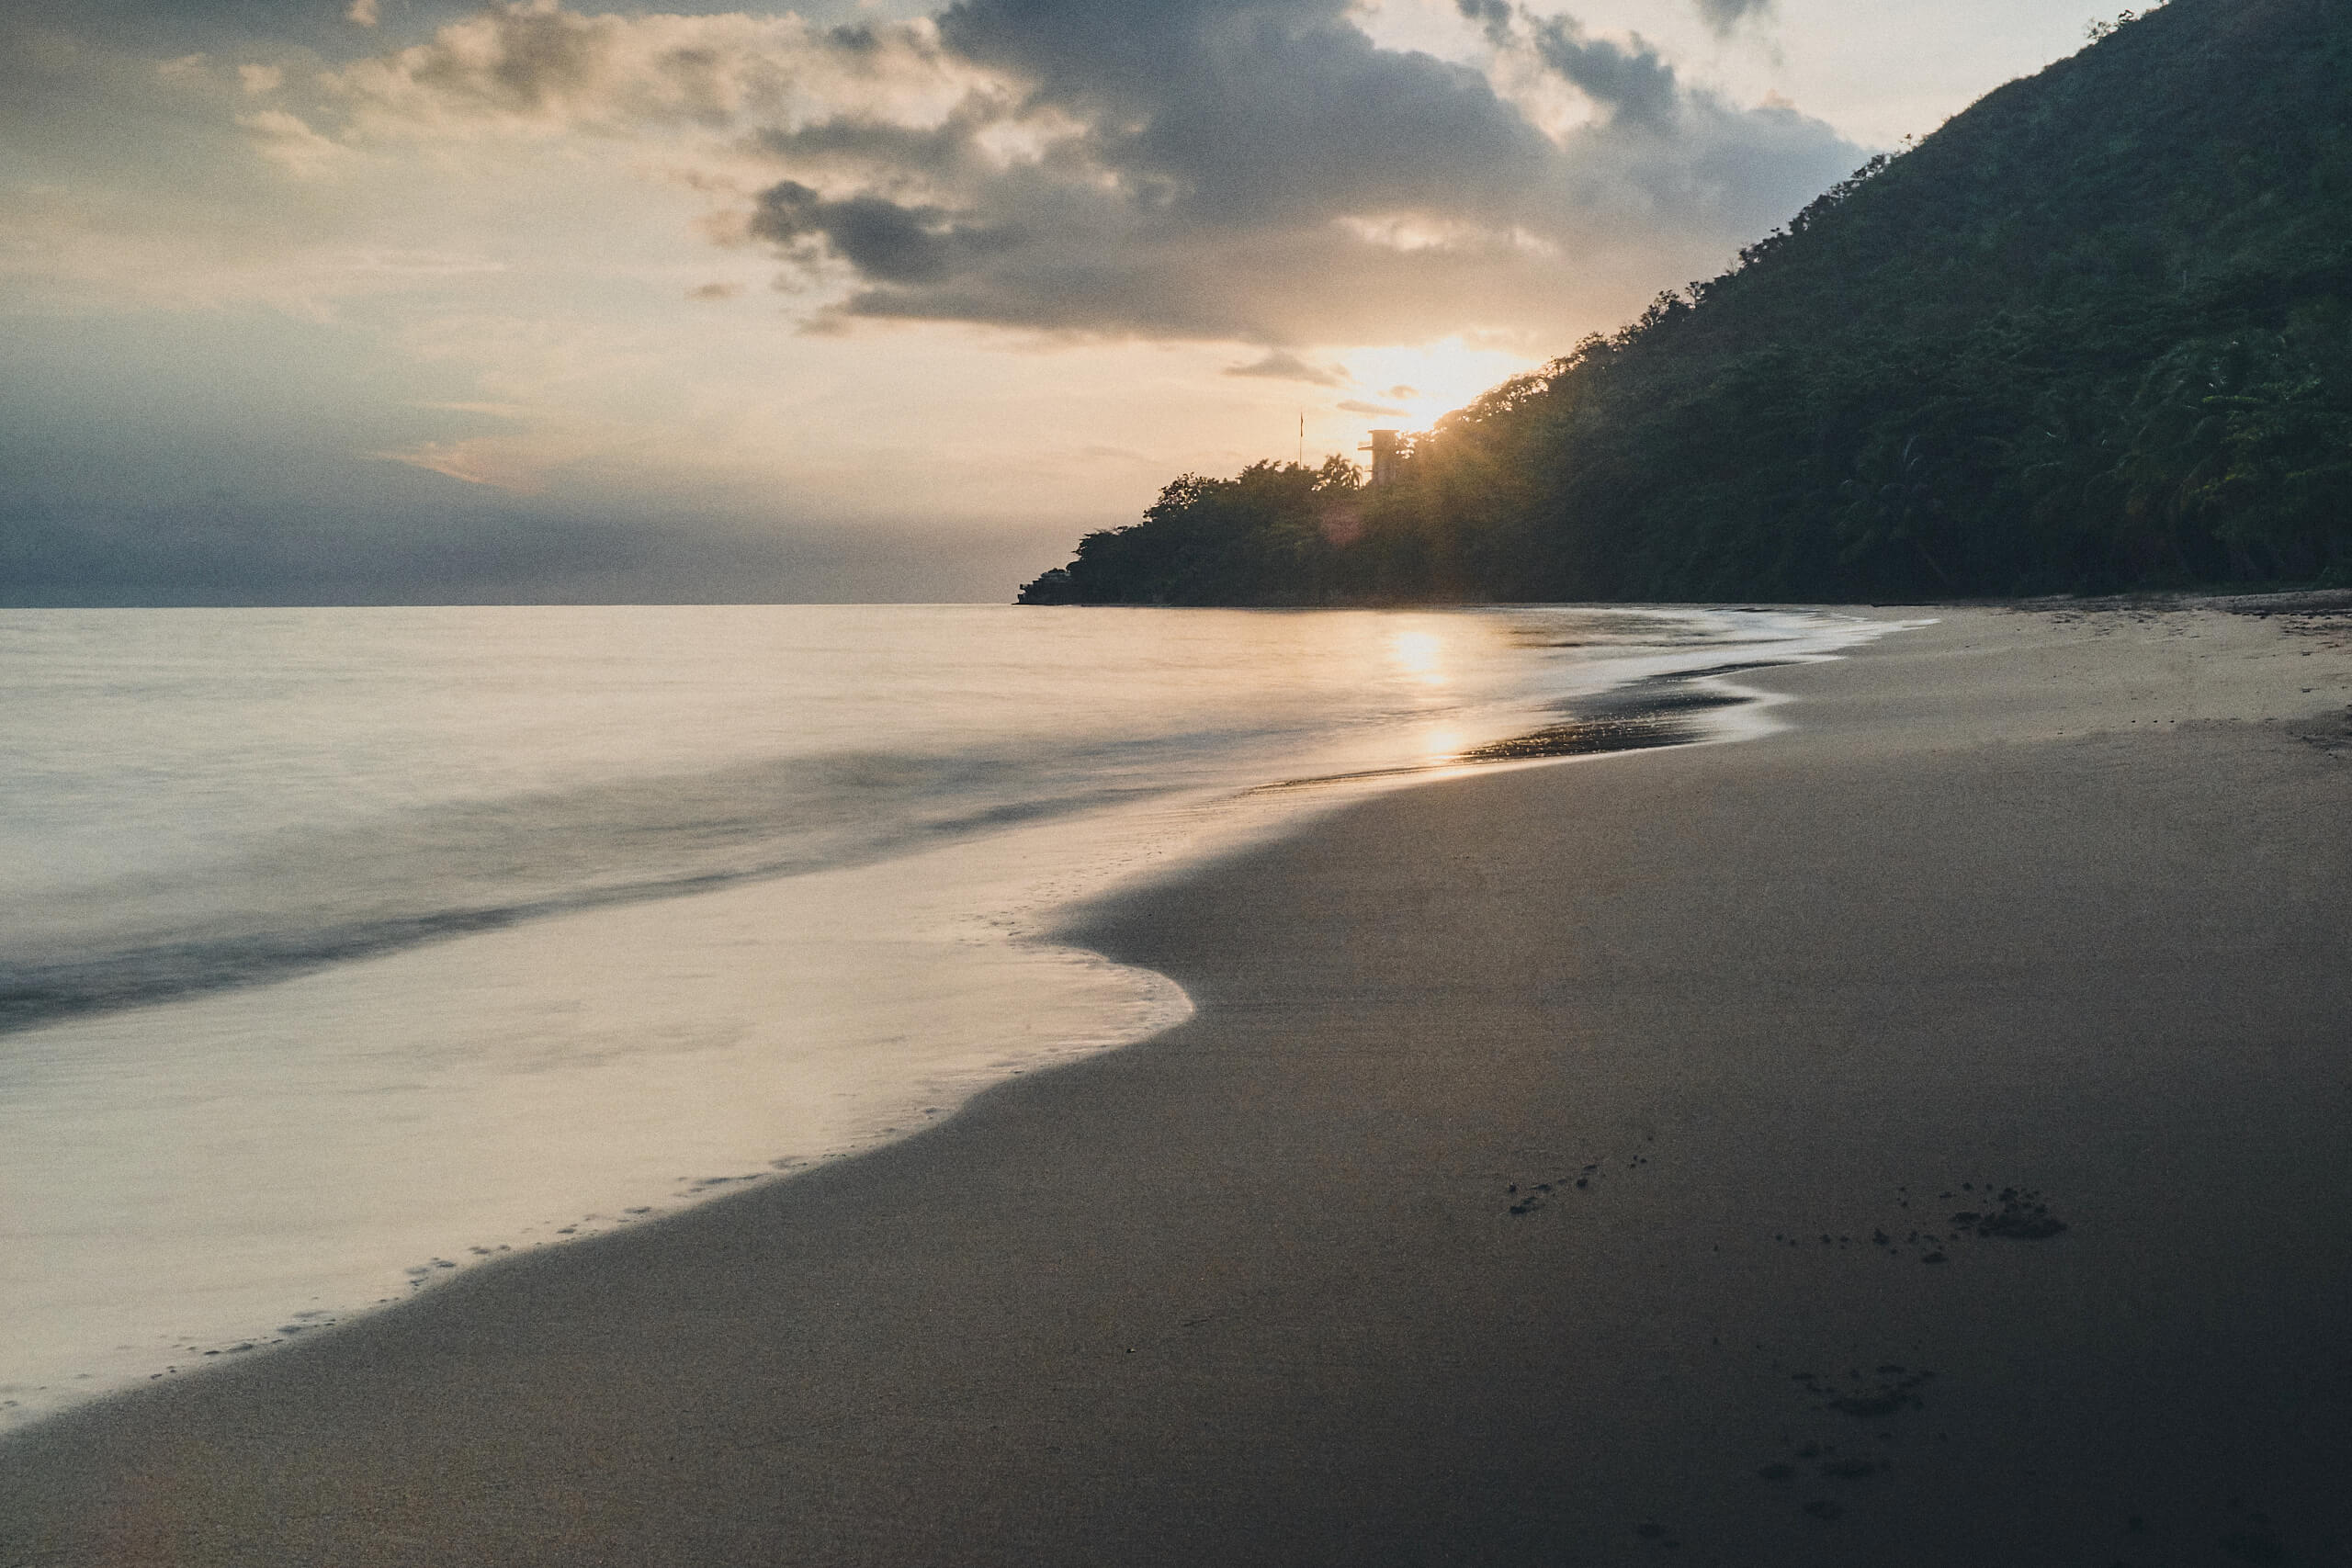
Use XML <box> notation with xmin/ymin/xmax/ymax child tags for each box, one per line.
<box><xmin>1021</xmin><ymin>0</ymin><xmax>2352</xmax><ymax>605</ymax></box>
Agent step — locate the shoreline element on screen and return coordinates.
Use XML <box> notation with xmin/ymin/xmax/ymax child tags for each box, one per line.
<box><xmin>6</xmin><ymin>602</ymin><xmax>2350</xmax><ymax>1564</ymax></box>
<box><xmin>0</xmin><ymin>606</ymin><xmax>1852</xmax><ymax>1435</ymax></box>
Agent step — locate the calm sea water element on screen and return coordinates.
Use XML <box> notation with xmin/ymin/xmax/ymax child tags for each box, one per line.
<box><xmin>0</xmin><ymin>604</ymin><xmax>1884</xmax><ymax>1428</ymax></box>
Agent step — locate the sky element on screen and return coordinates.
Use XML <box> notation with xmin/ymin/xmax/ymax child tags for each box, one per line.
<box><xmin>2</xmin><ymin>0</ymin><xmax>2125</xmax><ymax>604</ymax></box>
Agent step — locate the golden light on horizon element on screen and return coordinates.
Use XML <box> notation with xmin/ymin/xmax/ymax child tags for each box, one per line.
<box><xmin>1340</xmin><ymin>338</ymin><xmax>1539</xmax><ymax>431</ymax></box>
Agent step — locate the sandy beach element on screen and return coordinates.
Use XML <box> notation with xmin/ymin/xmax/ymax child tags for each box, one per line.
<box><xmin>5</xmin><ymin>601</ymin><xmax>2350</xmax><ymax>1567</ymax></box>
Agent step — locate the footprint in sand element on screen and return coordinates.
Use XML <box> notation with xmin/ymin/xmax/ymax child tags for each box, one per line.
<box><xmin>1775</xmin><ymin>1179</ymin><xmax>2069</xmax><ymax>1263</ymax></box>
<box><xmin>1503</xmin><ymin>1148</ymin><xmax>1657</xmax><ymax>1216</ymax></box>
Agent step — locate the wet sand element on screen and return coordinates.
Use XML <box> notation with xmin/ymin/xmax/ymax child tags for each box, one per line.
<box><xmin>6</xmin><ymin>602</ymin><xmax>2351</xmax><ymax>1566</ymax></box>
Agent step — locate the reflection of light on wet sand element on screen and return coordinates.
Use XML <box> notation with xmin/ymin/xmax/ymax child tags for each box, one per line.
<box><xmin>0</xmin><ymin>833</ymin><xmax>1188</xmax><ymax>1434</ymax></box>
<box><xmin>1389</xmin><ymin>629</ymin><xmax>1449</xmax><ymax>686</ymax></box>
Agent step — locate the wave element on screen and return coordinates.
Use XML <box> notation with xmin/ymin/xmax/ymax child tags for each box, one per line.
<box><xmin>0</xmin><ymin>611</ymin><xmax>1841</xmax><ymax>1039</ymax></box>
<box><xmin>0</xmin><ymin>733</ymin><xmax>1258</xmax><ymax>1037</ymax></box>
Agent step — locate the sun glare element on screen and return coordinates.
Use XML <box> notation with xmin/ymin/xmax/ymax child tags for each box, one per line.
<box><xmin>1419</xmin><ymin>726</ymin><xmax>1469</xmax><ymax>762</ymax></box>
<box><xmin>1337</xmin><ymin>338</ymin><xmax>1540</xmax><ymax>431</ymax></box>
<box><xmin>1387</xmin><ymin>628</ymin><xmax>1450</xmax><ymax>687</ymax></box>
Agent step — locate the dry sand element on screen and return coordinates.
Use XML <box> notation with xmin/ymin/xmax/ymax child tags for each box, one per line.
<box><xmin>4</xmin><ymin>602</ymin><xmax>2350</xmax><ymax>1567</ymax></box>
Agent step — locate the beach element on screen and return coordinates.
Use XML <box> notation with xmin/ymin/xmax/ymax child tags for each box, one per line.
<box><xmin>5</xmin><ymin>601</ymin><xmax>2349</xmax><ymax>1565</ymax></box>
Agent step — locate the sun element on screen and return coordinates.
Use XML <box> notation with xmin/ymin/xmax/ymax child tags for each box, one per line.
<box><xmin>1338</xmin><ymin>338</ymin><xmax>1541</xmax><ymax>430</ymax></box>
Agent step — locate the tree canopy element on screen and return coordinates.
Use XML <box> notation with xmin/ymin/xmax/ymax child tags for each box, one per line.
<box><xmin>1022</xmin><ymin>0</ymin><xmax>2352</xmax><ymax>606</ymax></box>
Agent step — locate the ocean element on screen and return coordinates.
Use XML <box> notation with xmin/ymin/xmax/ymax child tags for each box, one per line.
<box><xmin>0</xmin><ymin>603</ymin><xmax>1886</xmax><ymax>1428</ymax></box>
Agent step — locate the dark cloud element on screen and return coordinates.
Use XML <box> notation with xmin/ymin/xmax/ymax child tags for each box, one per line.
<box><xmin>729</xmin><ymin>0</ymin><xmax>1859</xmax><ymax>344</ymax></box>
<box><xmin>1453</xmin><ymin>0</ymin><xmax>1516</xmax><ymax>50</ymax></box>
<box><xmin>1528</xmin><ymin>15</ymin><xmax>1679</xmax><ymax>131</ymax></box>
<box><xmin>1336</xmin><ymin>399</ymin><xmax>1406</xmax><ymax>417</ymax></box>
<box><xmin>15</xmin><ymin>0</ymin><xmax>1852</xmax><ymax>349</ymax></box>
<box><xmin>1693</xmin><ymin>0</ymin><xmax>1776</xmax><ymax>36</ymax></box>
<box><xmin>943</xmin><ymin>0</ymin><xmax>1558</xmax><ymax>223</ymax></box>
<box><xmin>753</xmin><ymin>181</ymin><xmax>969</xmax><ymax>285</ymax></box>
<box><xmin>1226</xmin><ymin>350</ymin><xmax>1350</xmax><ymax>386</ymax></box>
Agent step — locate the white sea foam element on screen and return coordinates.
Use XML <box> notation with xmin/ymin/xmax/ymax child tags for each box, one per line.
<box><xmin>0</xmin><ymin>604</ymin><xmax>1891</xmax><ymax>1428</ymax></box>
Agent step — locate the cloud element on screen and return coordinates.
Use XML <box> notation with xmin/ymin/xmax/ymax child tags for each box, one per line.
<box><xmin>777</xmin><ymin>0</ymin><xmax>1856</xmax><ymax>343</ymax></box>
<box><xmin>1336</xmin><ymin>399</ymin><xmax>1406</xmax><ymax>417</ymax></box>
<box><xmin>808</xmin><ymin>0</ymin><xmax>1855</xmax><ymax>343</ymax></box>
<box><xmin>1527</xmin><ymin>14</ymin><xmax>1679</xmax><ymax>130</ymax></box>
<box><xmin>294</xmin><ymin>0</ymin><xmax>1858</xmax><ymax>348</ymax></box>
<box><xmin>751</xmin><ymin>180</ymin><xmax>970</xmax><ymax>286</ymax></box>
<box><xmin>1692</xmin><ymin>0</ymin><xmax>1775</xmax><ymax>37</ymax></box>
<box><xmin>1453</xmin><ymin>0</ymin><xmax>1515</xmax><ymax>50</ymax></box>
<box><xmin>1224</xmin><ymin>350</ymin><xmax>1350</xmax><ymax>386</ymax></box>
<box><xmin>236</xmin><ymin>107</ymin><xmax>348</xmax><ymax>176</ymax></box>
<box><xmin>321</xmin><ymin>5</ymin><xmax>913</xmax><ymax>138</ymax></box>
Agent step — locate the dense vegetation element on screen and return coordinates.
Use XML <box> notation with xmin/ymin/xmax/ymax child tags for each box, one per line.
<box><xmin>1021</xmin><ymin>0</ymin><xmax>2352</xmax><ymax>605</ymax></box>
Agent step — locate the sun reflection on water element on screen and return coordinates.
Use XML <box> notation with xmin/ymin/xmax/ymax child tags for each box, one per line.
<box><xmin>1388</xmin><ymin>628</ymin><xmax>1450</xmax><ymax>687</ymax></box>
